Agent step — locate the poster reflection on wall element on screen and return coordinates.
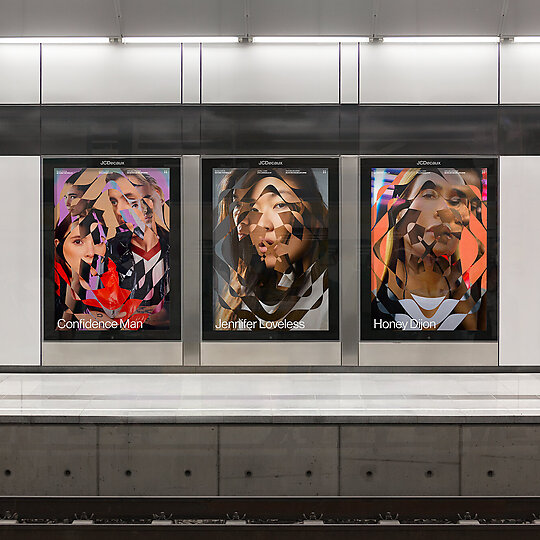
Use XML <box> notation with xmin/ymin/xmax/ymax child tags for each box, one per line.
<box><xmin>43</xmin><ymin>158</ymin><xmax>180</xmax><ymax>340</ymax></box>
<box><xmin>361</xmin><ymin>157</ymin><xmax>498</xmax><ymax>341</ymax></box>
<box><xmin>202</xmin><ymin>158</ymin><xmax>339</xmax><ymax>340</ymax></box>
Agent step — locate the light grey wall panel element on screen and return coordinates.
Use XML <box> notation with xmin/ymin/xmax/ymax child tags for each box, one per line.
<box><xmin>42</xmin><ymin>44</ymin><xmax>181</xmax><ymax>104</ymax></box>
<box><xmin>500</xmin><ymin>157</ymin><xmax>540</xmax><ymax>365</ymax></box>
<box><xmin>182</xmin><ymin>44</ymin><xmax>201</xmax><ymax>104</ymax></box>
<box><xmin>360</xmin><ymin>342</ymin><xmax>497</xmax><ymax>366</ymax></box>
<box><xmin>500</xmin><ymin>43</ymin><xmax>540</xmax><ymax>103</ymax></box>
<box><xmin>249</xmin><ymin>0</ymin><xmax>373</xmax><ymax>36</ymax></box>
<box><xmin>0</xmin><ymin>45</ymin><xmax>40</xmax><ymax>104</ymax></box>
<box><xmin>359</xmin><ymin>43</ymin><xmax>498</xmax><ymax>104</ymax></box>
<box><xmin>202</xmin><ymin>43</ymin><xmax>339</xmax><ymax>104</ymax></box>
<box><xmin>340</xmin><ymin>43</ymin><xmax>359</xmax><ymax>104</ymax></box>
<box><xmin>42</xmin><ymin>342</ymin><xmax>182</xmax><ymax>366</ymax></box>
<box><xmin>220</xmin><ymin>426</ymin><xmax>339</xmax><ymax>495</ymax></box>
<box><xmin>202</xmin><ymin>342</ymin><xmax>340</xmax><ymax>366</ymax></box>
<box><xmin>341</xmin><ymin>426</ymin><xmax>460</xmax><ymax>495</ymax></box>
<box><xmin>98</xmin><ymin>425</ymin><xmax>217</xmax><ymax>495</ymax></box>
<box><xmin>462</xmin><ymin>425</ymin><xmax>540</xmax><ymax>495</ymax></box>
<box><xmin>0</xmin><ymin>157</ymin><xmax>40</xmax><ymax>365</ymax></box>
<box><xmin>0</xmin><ymin>425</ymin><xmax>97</xmax><ymax>495</ymax></box>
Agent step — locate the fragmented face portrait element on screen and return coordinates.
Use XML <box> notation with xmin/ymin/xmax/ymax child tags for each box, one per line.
<box><xmin>213</xmin><ymin>167</ymin><xmax>329</xmax><ymax>331</ymax></box>
<box><xmin>53</xmin><ymin>167</ymin><xmax>171</xmax><ymax>331</ymax></box>
<box><xmin>371</xmin><ymin>167</ymin><xmax>488</xmax><ymax>332</ymax></box>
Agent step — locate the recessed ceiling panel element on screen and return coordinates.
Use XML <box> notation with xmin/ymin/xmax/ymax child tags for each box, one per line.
<box><xmin>119</xmin><ymin>0</ymin><xmax>245</xmax><ymax>37</ymax></box>
<box><xmin>376</xmin><ymin>0</ymin><xmax>504</xmax><ymax>37</ymax></box>
<box><xmin>503</xmin><ymin>0</ymin><xmax>540</xmax><ymax>36</ymax></box>
<box><xmin>0</xmin><ymin>0</ymin><xmax>118</xmax><ymax>37</ymax></box>
<box><xmin>249</xmin><ymin>0</ymin><xmax>372</xmax><ymax>36</ymax></box>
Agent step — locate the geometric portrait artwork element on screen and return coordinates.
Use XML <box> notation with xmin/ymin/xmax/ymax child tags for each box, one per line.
<box><xmin>361</xmin><ymin>158</ymin><xmax>498</xmax><ymax>341</ymax></box>
<box><xmin>202</xmin><ymin>158</ymin><xmax>339</xmax><ymax>340</ymax></box>
<box><xmin>43</xmin><ymin>158</ymin><xmax>180</xmax><ymax>340</ymax></box>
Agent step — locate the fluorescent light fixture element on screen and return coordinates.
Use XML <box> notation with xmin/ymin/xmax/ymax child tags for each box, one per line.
<box><xmin>0</xmin><ymin>37</ymin><xmax>110</xmax><ymax>44</ymax></box>
<box><xmin>383</xmin><ymin>36</ymin><xmax>500</xmax><ymax>43</ymax></box>
<box><xmin>252</xmin><ymin>36</ymin><xmax>370</xmax><ymax>43</ymax></box>
<box><xmin>513</xmin><ymin>36</ymin><xmax>540</xmax><ymax>43</ymax></box>
<box><xmin>122</xmin><ymin>36</ymin><xmax>238</xmax><ymax>44</ymax></box>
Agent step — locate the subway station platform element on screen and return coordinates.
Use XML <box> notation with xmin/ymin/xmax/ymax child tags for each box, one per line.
<box><xmin>0</xmin><ymin>372</ymin><xmax>539</xmax><ymax>497</ymax></box>
<box><xmin>0</xmin><ymin>372</ymin><xmax>538</xmax><ymax>423</ymax></box>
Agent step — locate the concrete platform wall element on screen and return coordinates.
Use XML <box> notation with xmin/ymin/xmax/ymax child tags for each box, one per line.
<box><xmin>0</xmin><ymin>423</ymin><xmax>537</xmax><ymax>496</ymax></box>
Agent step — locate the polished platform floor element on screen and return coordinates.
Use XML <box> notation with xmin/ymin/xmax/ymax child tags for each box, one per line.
<box><xmin>0</xmin><ymin>372</ymin><xmax>539</xmax><ymax>423</ymax></box>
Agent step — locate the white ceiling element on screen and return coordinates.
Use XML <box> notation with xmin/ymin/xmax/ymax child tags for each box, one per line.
<box><xmin>0</xmin><ymin>0</ymin><xmax>539</xmax><ymax>38</ymax></box>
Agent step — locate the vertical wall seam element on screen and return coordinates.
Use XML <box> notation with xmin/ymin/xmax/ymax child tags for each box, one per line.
<box><xmin>338</xmin><ymin>42</ymin><xmax>342</xmax><ymax>104</ymax></box>
<box><xmin>39</xmin><ymin>43</ymin><xmax>43</xmax><ymax>105</ymax></box>
<box><xmin>357</xmin><ymin>42</ymin><xmax>361</xmax><ymax>104</ymax></box>
<box><xmin>497</xmin><ymin>156</ymin><xmax>501</xmax><ymax>366</ymax></box>
<box><xmin>337</xmin><ymin>424</ymin><xmax>341</xmax><ymax>495</ymax></box>
<box><xmin>180</xmin><ymin>43</ymin><xmax>184</xmax><ymax>104</ymax></box>
<box><xmin>96</xmin><ymin>424</ymin><xmax>100</xmax><ymax>496</ymax></box>
<box><xmin>199</xmin><ymin>43</ymin><xmax>202</xmax><ymax>104</ymax></box>
<box><xmin>39</xmin><ymin>156</ymin><xmax>43</xmax><ymax>366</ymax></box>
<box><xmin>216</xmin><ymin>424</ymin><xmax>220</xmax><ymax>495</ymax></box>
<box><xmin>458</xmin><ymin>424</ymin><xmax>462</xmax><ymax>496</ymax></box>
<box><xmin>497</xmin><ymin>41</ymin><xmax>501</xmax><ymax>105</ymax></box>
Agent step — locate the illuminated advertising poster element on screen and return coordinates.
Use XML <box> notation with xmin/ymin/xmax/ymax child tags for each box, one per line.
<box><xmin>202</xmin><ymin>158</ymin><xmax>339</xmax><ymax>340</ymax></box>
<box><xmin>361</xmin><ymin>157</ymin><xmax>498</xmax><ymax>341</ymax></box>
<box><xmin>43</xmin><ymin>158</ymin><xmax>180</xmax><ymax>340</ymax></box>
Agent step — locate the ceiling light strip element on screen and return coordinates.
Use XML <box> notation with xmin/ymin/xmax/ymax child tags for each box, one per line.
<box><xmin>0</xmin><ymin>37</ymin><xmax>110</xmax><ymax>44</ymax></box>
<box><xmin>122</xmin><ymin>36</ymin><xmax>238</xmax><ymax>44</ymax></box>
<box><xmin>252</xmin><ymin>36</ymin><xmax>370</xmax><ymax>43</ymax></box>
<box><xmin>513</xmin><ymin>36</ymin><xmax>540</xmax><ymax>43</ymax></box>
<box><xmin>383</xmin><ymin>36</ymin><xmax>500</xmax><ymax>43</ymax></box>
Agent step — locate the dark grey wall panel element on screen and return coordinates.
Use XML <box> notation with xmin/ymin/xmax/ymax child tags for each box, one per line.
<box><xmin>3</xmin><ymin>105</ymin><xmax>540</xmax><ymax>156</ymax></box>
<box><xmin>199</xmin><ymin>105</ymin><xmax>358</xmax><ymax>155</ymax></box>
<box><xmin>40</xmin><ymin>106</ymin><xmax>185</xmax><ymax>155</ymax></box>
<box><xmin>498</xmin><ymin>106</ymin><xmax>540</xmax><ymax>155</ymax></box>
<box><xmin>0</xmin><ymin>106</ymin><xmax>40</xmax><ymax>155</ymax></box>
<box><xmin>358</xmin><ymin>106</ymin><xmax>499</xmax><ymax>155</ymax></box>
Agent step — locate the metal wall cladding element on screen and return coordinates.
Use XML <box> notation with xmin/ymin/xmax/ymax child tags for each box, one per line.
<box><xmin>22</xmin><ymin>104</ymin><xmax>540</xmax><ymax>156</ymax></box>
<box><xmin>202</xmin><ymin>43</ymin><xmax>340</xmax><ymax>104</ymax></box>
<box><xmin>0</xmin><ymin>45</ymin><xmax>40</xmax><ymax>104</ymax></box>
<box><xmin>39</xmin><ymin>106</ymin><xmax>186</xmax><ymax>155</ymax></box>
<box><xmin>499</xmin><ymin>157</ymin><xmax>540</xmax><ymax>366</ymax></box>
<box><xmin>41</xmin><ymin>44</ymin><xmax>182</xmax><ymax>105</ymax></box>
<box><xmin>0</xmin><ymin>106</ymin><xmax>40</xmax><ymax>155</ymax></box>
<box><xmin>6</xmin><ymin>104</ymin><xmax>540</xmax><ymax>155</ymax></box>
<box><xmin>500</xmin><ymin>43</ymin><xmax>540</xmax><ymax>104</ymax></box>
<box><xmin>359</xmin><ymin>43</ymin><xmax>499</xmax><ymax>104</ymax></box>
<box><xmin>0</xmin><ymin>157</ymin><xmax>41</xmax><ymax>366</ymax></box>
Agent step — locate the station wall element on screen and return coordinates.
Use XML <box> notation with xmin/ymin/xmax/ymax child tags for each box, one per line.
<box><xmin>0</xmin><ymin>40</ymin><xmax>537</xmax><ymax>367</ymax></box>
<box><xmin>2</xmin><ymin>40</ymin><xmax>540</xmax><ymax>105</ymax></box>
